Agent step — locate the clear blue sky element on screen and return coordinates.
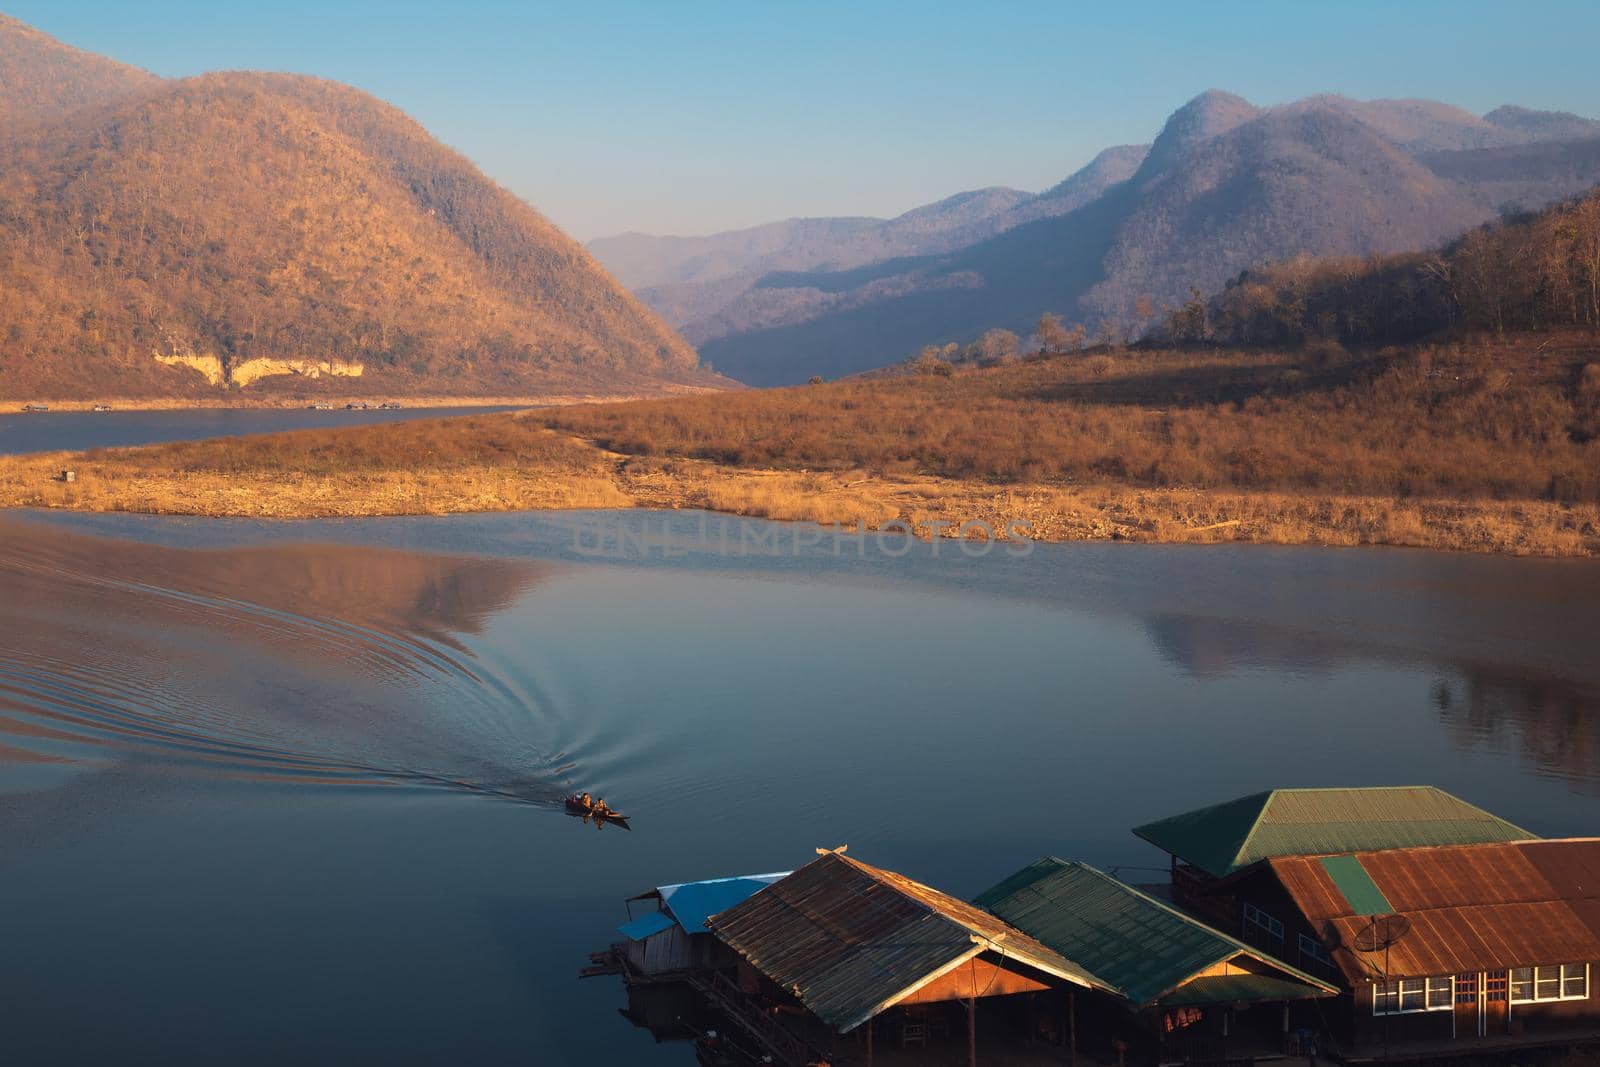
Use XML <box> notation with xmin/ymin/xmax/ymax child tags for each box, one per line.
<box><xmin>9</xmin><ymin>1</ymin><xmax>1600</xmax><ymax>241</ymax></box>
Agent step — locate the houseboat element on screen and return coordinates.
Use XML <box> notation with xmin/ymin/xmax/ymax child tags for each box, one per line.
<box><xmin>1135</xmin><ymin>787</ymin><xmax>1600</xmax><ymax>1060</ymax></box>
<box><xmin>590</xmin><ymin>788</ymin><xmax>1599</xmax><ymax>1065</ymax></box>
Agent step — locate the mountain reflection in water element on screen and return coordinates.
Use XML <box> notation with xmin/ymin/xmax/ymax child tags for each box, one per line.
<box><xmin>1143</xmin><ymin>610</ymin><xmax>1600</xmax><ymax>791</ymax></box>
<box><xmin>0</xmin><ymin>517</ymin><xmax>559</xmax><ymax>801</ymax></box>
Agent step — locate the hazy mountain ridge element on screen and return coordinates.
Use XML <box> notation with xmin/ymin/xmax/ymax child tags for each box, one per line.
<box><xmin>652</xmin><ymin>91</ymin><xmax>1600</xmax><ymax>384</ymax></box>
<box><xmin>0</xmin><ymin>19</ymin><xmax>717</xmax><ymax>399</ymax></box>
<box><xmin>591</xmin><ymin>144</ymin><xmax>1150</xmax><ymax>346</ymax></box>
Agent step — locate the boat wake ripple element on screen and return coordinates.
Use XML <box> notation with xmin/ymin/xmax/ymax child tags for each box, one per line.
<box><xmin>0</xmin><ymin>518</ymin><xmax>571</xmax><ymax>806</ymax></box>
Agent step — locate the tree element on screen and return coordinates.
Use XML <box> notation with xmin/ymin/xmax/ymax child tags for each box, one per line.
<box><xmin>1169</xmin><ymin>287</ymin><xmax>1209</xmax><ymax>343</ymax></box>
<box><xmin>1035</xmin><ymin>312</ymin><xmax>1070</xmax><ymax>353</ymax></box>
<box><xmin>1095</xmin><ymin>319</ymin><xmax>1123</xmax><ymax>349</ymax></box>
<box><xmin>977</xmin><ymin>327</ymin><xmax>1020</xmax><ymax>364</ymax></box>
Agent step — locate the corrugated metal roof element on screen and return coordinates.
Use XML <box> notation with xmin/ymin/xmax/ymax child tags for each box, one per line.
<box><xmin>1317</xmin><ymin>856</ymin><xmax>1393</xmax><ymax>916</ymax></box>
<box><xmin>1270</xmin><ymin>838</ymin><xmax>1600</xmax><ymax>982</ymax></box>
<box><xmin>1160</xmin><ymin>973</ymin><xmax>1332</xmax><ymax>1008</ymax></box>
<box><xmin>1133</xmin><ymin>787</ymin><xmax>1534</xmax><ymax>878</ymax></box>
<box><xmin>974</xmin><ymin>858</ymin><xmax>1336</xmax><ymax>1007</ymax></box>
<box><xmin>704</xmin><ymin>852</ymin><xmax>1103</xmax><ymax>1033</ymax></box>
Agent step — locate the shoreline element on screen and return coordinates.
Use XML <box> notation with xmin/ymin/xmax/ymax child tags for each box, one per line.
<box><xmin>2</xmin><ymin>439</ymin><xmax>1595</xmax><ymax>558</ymax></box>
<box><xmin>0</xmin><ymin>388</ymin><xmax>722</xmax><ymax>413</ymax></box>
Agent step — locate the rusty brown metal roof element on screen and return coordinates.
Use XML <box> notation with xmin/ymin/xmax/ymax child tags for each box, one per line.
<box><xmin>703</xmin><ymin>852</ymin><xmax>1104</xmax><ymax>1033</ymax></box>
<box><xmin>1270</xmin><ymin>838</ymin><xmax>1600</xmax><ymax>982</ymax></box>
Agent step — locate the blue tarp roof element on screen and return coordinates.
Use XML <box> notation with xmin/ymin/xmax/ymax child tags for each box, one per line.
<box><xmin>618</xmin><ymin>910</ymin><xmax>676</xmax><ymax>941</ymax></box>
<box><xmin>618</xmin><ymin>872</ymin><xmax>789</xmax><ymax>940</ymax></box>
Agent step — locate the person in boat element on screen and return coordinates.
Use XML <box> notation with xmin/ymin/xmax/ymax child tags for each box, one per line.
<box><xmin>592</xmin><ymin>798</ymin><xmax>612</xmax><ymax>818</ymax></box>
<box><xmin>579</xmin><ymin>791</ymin><xmax>593</xmax><ymax>811</ymax></box>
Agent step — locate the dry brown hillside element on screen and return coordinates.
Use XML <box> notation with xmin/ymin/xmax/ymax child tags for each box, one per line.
<box><xmin>0</xmin><ymin>13</ymin><xmax>159</xmax><ymax>131</ymax></box>
<box><xmin>0</xmin><ymin>21</ymin><xmax>719</xmax><ymax>399</ymax></box>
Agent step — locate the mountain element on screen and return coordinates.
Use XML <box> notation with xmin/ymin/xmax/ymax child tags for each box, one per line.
<box><xmin>587</xmin><ymin>144</ymin><xmax>1149</xmax><ymax>347</ymax></box>
<box><xmin>607</xmin><ymin>91</ymin><xmax>1600</xmax><ymax>386</ymax></box>
<box><xmin>0</xmin><ymin>18</ymin><xmax>718</xmax><ymax>399</ymax></box>
<box><xmin>0</xmin><ymin>13</ymin><xmax>159</xmax><ymax>131</ymax></box>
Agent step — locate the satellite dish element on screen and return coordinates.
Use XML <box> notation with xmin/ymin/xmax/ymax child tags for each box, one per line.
<box><xmin>1353</xmin><ymin>914</ymin><xmax>1412</xmax><ymax>953</ymax></box>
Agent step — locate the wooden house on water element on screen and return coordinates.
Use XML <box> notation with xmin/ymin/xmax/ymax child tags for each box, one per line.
<box><xmin>1135</xmin><ymin>787</ymin><xmax>1600</xmax><ymax>1060</ymax></box>
<box><xmin>601</xmin><ymin>871</ymin><xmax>789</xmax><ymax>981</ymax></box>
<box><xmin>973</xmin><ymin>858</ymin><xmax>1337</xmax><ymax>1064</ymax></box>
<box><xmin>702</xmin><ymin>848</ymin><xmax>1110</xmax><ymax>1066</ymax></box>
<box><xmin>1227</xmin><ymin>839</ymin><xmax>1600</xmax><ymax>1059</ymax></box>
<box><xmin>1132</xmin><ymin>786</ymin><xmax>1534</xmax><ymax>936</ymax></box>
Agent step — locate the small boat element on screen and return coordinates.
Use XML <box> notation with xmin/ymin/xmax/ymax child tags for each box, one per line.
<box><xmin>379</xmin><ymin>401</ymin><xmax>403</xmax><ymax>410</ymax></box>
<box><xmin>21</xmin><ymin>403</ymin><xmax>49</xmax><ymax>412</ymax></box>
<box><xmin>565</xmin><ymin>794</ymin><xmax>631</xmax><ymax>828</ymax></box>
<box><xmin>91</xmin><ymin>403</ymin><xmax>113</xmax><ymax>412</ymax></box>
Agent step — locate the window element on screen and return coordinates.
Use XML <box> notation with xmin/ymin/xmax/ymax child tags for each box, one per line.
<box><xmin>1298</xmin><ymin>933</ymin><xmax>1333</xmax><ymax>969</ymax></box>
<box><xmin>1243</xmin><ymin>902</ymin><xmax>1284</xmax><ymax>948</ymax></box>
<box><xmin>1565</xmin><ymin>965</ymin><xmax>1589</xmax><ymax>999</ymax></box>
<box><xmin>1511</xmin><ymin>964</ymin><xmax>1589</xmax><ymax>1003</ymax></box>
<box><xmin>1374</xmin><ymin>976</ymin><xmax>1454</xmax><ymax>1015</ymax></box>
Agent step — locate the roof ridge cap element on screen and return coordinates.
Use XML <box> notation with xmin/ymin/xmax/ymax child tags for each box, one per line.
<box><xmin>1233</xmin><ymin>790</ymin><xmax>1279</xmax><ymax>870</ymax></box>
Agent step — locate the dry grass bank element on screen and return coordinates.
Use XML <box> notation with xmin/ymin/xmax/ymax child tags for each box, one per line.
<box><xmin>4</xmin><ymin>337</ymin><xmax>1599</xmax><ymax>556</ymax></box>
<box><xmin>2</xmin><ymin>418</ymin><xmax>1597</xmax><ymax>556</ymax></box>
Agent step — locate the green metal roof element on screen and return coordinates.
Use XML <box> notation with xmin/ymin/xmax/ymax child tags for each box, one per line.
<box><xmin>706</xmin><ymin>853</ymin><xmax>1103</xmax><ymax>1034</ymax></box>
<box><xmin>1132</xmin><ymin>787</ymin><xmax>1534</xmax><ymax>879</ymax></box>
<box><xmin>1158</xmin><ymin>973</ymin><xmax>1330</xmax><ymax>1008</ymax></box>
<box><xmin>1317</xmin><ymin>855</ymin><xmax>1393</xmax><ymax>916</ymax></box>
<box><xmin>974</xmin><ymin>858</ymin><xmax>1336</xmax><ymax>1007</ymax></box>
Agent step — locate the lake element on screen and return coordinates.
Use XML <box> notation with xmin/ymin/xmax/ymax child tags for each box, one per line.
<box><xmin>1</xmin><ymin>508</ymin><xmax>1597</xmax><ymax>1066</ymax></box>
<box><xmin>0</xmin><ymin>406</ymin><xmax>518</xmax><ymax>456</ymax></box>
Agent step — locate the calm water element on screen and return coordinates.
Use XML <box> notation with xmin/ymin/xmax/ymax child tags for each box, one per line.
<box><xmin>0</xmin><ymin>406</ymin><xmax>517</xmax><ymax>455</ymax></box>
<box><xmin>2</xmin><ymin>508</ymin><xmax>1598</xmax><ymax>1065</ymax></box>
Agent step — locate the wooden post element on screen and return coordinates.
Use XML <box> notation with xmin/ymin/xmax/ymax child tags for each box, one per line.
<box><xmin>968</xmin><ymin>996</ymin><xmax>977</xmax><ymax>1067</ymax></box>
<box><xmin>1070</xmin><ymin>991</ymin><xmax>1077</xmax><ymax>1067</ymax></box>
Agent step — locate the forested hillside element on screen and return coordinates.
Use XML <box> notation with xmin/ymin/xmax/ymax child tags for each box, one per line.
<box><xmin>0</xmin><ymin>19</ymin><xmax>718</xmax><ymax>399</ymax></box>
<box><xmin>0</xmin><ymin>13</ymin><xmax>158</xmax><ymax>131</ymax></box>
<box><xmin>1188</xmin><ymin>186</ymin><xmax>1600</xmax><ymax>346</ymax></box>
<box><xmin>616</xmin><ymin>90</ymin><xmax>1600</xmax><ymax>385</ymax></box>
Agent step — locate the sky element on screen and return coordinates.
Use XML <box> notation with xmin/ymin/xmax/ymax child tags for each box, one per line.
<box><xmin>9</xmin><ymin>1</ymin><xmax>1600</xmax><ymax>241</ymax></box>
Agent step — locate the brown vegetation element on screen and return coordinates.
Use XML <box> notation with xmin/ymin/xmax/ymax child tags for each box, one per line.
<box><xmin>1196</xmin><ymin>187</ymin><xmax>1600</xmax><ymax>346</ymax></box>
<box><xmin>5</xmin><ymin>332</ymin><xmax>1599</xmax><ymax>557</ymax></box>
<box><xmin>544</xmin><ymin>334</ymin><xmax>1600</xmax><ymax>505</ymax></box>
<box><xmin>0</xmin><ymin>19</ymin><xmax>717</xmax><ymax>400</ymax></box>
<box><xmin>0</xmin><ymin>13</ymin><xmax>158</xmax><ymax>132</ymax></box>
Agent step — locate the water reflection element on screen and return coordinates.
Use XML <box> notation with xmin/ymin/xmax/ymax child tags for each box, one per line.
<box><xmin>1436</xmin><ymin>670</ymin><xmax>1600</xmax><ymax>793</ymax></box>
<box><xmin>1144</xmin><ymin>610</ymin><xmax>1600</xmax><ymax>789</ymax></box>
<box><xmin>0</xmin><ymin>517</ymin><xmax>562</xmax><ymax>801</ymax></box>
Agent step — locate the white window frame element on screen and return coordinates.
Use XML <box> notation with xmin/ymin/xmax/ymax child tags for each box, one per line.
<box><xmin>1243</xmin><ymin>901</ymin><xmax>1284</xmax><ymax>946</ymax></box>
<box><xmin>1298</xmin><ymin>933</ymin><xmax>1333</xmax><ymax>968</ymax></box>
<box><xmin>1373</xmin><ymin>976</ymin><xmax>1455</xmax><ymax>1015</ymax></box>
<box><xmin>1510</xmin><ymin>963</ymin><xmax>1589</xmax><ymax>1004</ymax></box>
